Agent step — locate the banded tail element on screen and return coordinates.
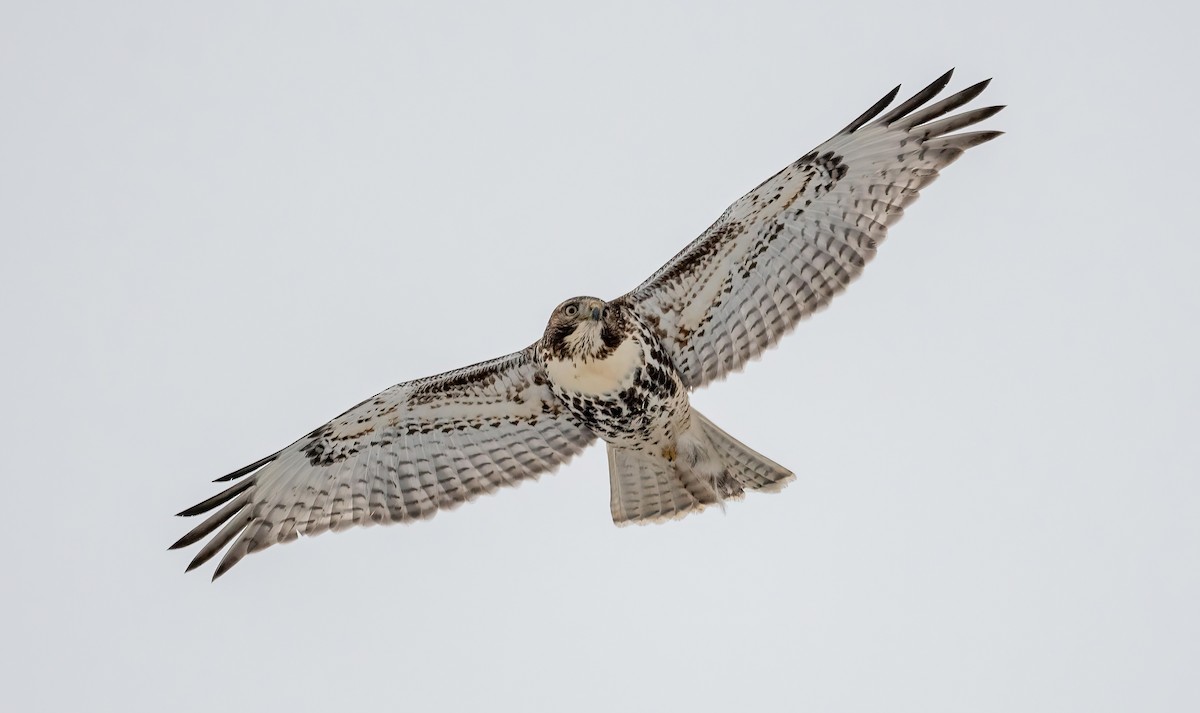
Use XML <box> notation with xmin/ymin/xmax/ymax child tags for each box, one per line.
<box><xmin>607</xmin><ymin>409</ymin><xmax>794</xmax><ymax>525</ymax></box>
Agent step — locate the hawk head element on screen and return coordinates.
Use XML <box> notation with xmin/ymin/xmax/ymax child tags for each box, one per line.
<box><xmin>541</xmin><ymin>296</ymin><xmax>629</xmax><ymax>362</ymax></box>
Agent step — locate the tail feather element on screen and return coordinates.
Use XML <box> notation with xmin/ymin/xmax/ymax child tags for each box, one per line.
<box><xmin>691</xmin><ymin>410</ymin><xmax>795</xmax><ymax>493</ymax></box>
<box><xmin>607</xmin><ymin>409</ymin><xmax>793</xmax><ymax>526</ymax></box>
<box><xmin>607</xmin><ymin>447</ymin><xmax>710</xmax><ymax>525</ymax></box>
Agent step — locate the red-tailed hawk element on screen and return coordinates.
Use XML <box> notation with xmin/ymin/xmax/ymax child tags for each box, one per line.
<box><xmin>173</xmin><ymin>70</ymin><xmax>1002</xmax><ymax>579</ymax></box>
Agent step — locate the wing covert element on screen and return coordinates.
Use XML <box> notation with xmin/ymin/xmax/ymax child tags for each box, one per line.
<box><xmin>616</xmin><ymin>70</ymin><xmax>1003</xmax><ymax>388</ymax></box>
<box><xmin>171</xmin><ymin>346</ymin><xmax>595</xmax><ymax>579</ymax></box>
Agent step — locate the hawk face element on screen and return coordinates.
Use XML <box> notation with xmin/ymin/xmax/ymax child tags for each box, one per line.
<box><xmin>541</xmin><ymin>296</ymin><xmax>629</xmax><ymax>362</ymax></box>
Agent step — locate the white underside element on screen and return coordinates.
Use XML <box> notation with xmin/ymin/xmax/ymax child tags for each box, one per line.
<box><xmin>544</xmin><ymin>337</ymin><xmax>642</xmax><ymax>396</ymax></box>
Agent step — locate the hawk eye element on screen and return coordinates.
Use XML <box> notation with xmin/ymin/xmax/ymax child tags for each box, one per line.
<box><xmin>601</xmin><ymin>307</ymin><xmax>610</xmax><ymax>319</ymax></box>
<box><xmin>564</xmin><ymin>304</ymin><xmax>578</xmax><ymax>316</ymax></box>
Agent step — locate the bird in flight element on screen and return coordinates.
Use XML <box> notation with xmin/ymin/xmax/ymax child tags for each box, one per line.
<box><xmin>173</xmin><ymin>69</ymin><xmax>1003</xmax><ymax>579</ymax></box>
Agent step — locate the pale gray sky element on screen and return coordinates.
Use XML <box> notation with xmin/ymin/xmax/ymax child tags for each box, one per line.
<box><xmin>1</xmin><ymin>2</ymin><xmax>1196</xmax><ymax>712</ymax></box>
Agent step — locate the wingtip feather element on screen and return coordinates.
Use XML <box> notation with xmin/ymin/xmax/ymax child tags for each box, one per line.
<box><xmin>839</xmin><ymin>84</ymin><xmax>901</xmax><ymax>134</ymax></box>
<box><xmin>878</xmin><ymin>69</ymin><xmax>955</xmax><ymax>126</ymax></box>
<box><xmin>213</xmin><ymin>452</ymin><xmax>280</xmax><ymax>482</ymax></box>
<box><xmin>170</xmin><ymin>494</ymin><xmax>252</xmax><ymax>551</ymax></box>
<box><xmin>918</xmin><ymin>104</ymin><xmax>1006</xmax><ymax>139</ymax></box>
<box><xmin>956</xmin><ymin>130</ymin><xmax>1005</xmax><ymax>147</ymax></box>
<box><xmin>898</xmin><ymin>77</ymin><xmax>994</xmax><ymax>130</ymax></box>
<box><xmin>182</xmin><ymin>510</ymin><xmax>252</xmax><ymax>575</ymax></box>
<box><xmin>176</xmin><ymin>478</ymin><xmax>253</xmax><ymax>517</ymax></box>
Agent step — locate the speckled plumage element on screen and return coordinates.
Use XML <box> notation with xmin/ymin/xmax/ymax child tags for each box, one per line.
<box><xmin>538</xmin><ymin>300</ymin><xmax>685</xmax><ymax>450</ymax></box>
<box><xmin>535</xmin><ymin>300</ymin><xmax>753</xmax><ymax>523</ymax></box>
<box><xmin>173</xmin><ymin>70</ymin><xmax>1003</xmax><ymax>578</ymax></box>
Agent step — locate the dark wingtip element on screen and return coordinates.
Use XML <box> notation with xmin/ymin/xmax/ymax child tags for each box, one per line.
<box><xmin>211</xmin><ymin>560</ymin><xmax>235</xmax><ymax>581</ymax></box>
<box><xmin>879</xmin><ymin>69</ymin><xmax>955</xmax><ymax>126</ymax></box>
<box><xmin>954</xmin><ymin>78</ymin><xmax>992</xmax><ymax>105</ymax></box>
<box><xmin>213</xmin><ymin>451</ymin><xmax>280</xmax><ymax>483</ymax></box>
<box><xmin>184</xmin><ymin>540</ymin><xmax>222</xmax><ymax>572</ymax></box>
<box><xmin>176</xmin><ymin>479</ymin><xmax>254</xmax><ymax>518</ymax></box>
<box><xmin>976</xmin><ymin>104</ymin><xmax>1006</xmax><ymax>121</ymax></box>
<box><xmin>840</xmin><ymin>84</ymin><xmax>901</xmax><ymax>134</ymax></box>
<box><xmin>970</xmin><ymin>130</ymin><xmax>1005</xmax><ymax>145</ymax></box>
<box><xmin>899</xmin><ymin>77</ymin><xmax>999</xmax><ymax>131</ymax></box>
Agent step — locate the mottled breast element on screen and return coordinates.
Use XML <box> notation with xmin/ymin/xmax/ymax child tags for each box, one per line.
<box><xmin>538</xmin><ymin>315</ymin><xmax>689</xmax><ymax>448</ymax></box>
<box><xmin>542</xmin><ymin>337</ymin><xmax>645</xmax><ymax>397</ymax></box>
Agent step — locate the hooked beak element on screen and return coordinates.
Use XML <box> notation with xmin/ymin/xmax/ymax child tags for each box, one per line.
<box><xmin>590</xmin><ymin>307</ymin><xmax>601</xmax><ymax>321</ymax></box>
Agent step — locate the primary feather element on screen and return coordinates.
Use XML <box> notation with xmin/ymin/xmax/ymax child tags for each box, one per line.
<box><xmin>173</xmin><ymin>70</ymin><xmax>1002</xmax><ymax>579</ymax></box>
<box><xmin>616</xmin><ymin>70</ymin><xmax>1002</xmax><ymax>388</ymax></box>
<box><xmin>172</xmin><ymin>348</ymin><xmax>595</xmax><ymax>579</ymax></box>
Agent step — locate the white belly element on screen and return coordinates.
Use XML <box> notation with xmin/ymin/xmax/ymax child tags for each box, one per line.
<box><xmin>543</xmin><ymin>338</ymin><xmax>642</xmax><ymax>396</ymax></box>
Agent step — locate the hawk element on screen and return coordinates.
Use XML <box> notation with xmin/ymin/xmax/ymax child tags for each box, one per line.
<box><xmin>173</xmin><ymin>70</ymin><xmax>1003</xmax><ymax>579</ymax></box>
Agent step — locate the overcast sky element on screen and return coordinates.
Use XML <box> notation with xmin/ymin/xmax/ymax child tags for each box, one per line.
<box><xmin>1</xmin><ymin>2</ymin><xmax>1196</xmax><ymax>712</ymax></box>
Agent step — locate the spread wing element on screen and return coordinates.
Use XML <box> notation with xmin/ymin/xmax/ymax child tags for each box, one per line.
<box><xmin>171</xmin><ymin>346</ymin><xmax>595</xmax><ymax>579</ymax></box>
<box><xmin>616</xmin><ymin>69</ymin><xmax>1003</xmax><ymax>389</ymax></box>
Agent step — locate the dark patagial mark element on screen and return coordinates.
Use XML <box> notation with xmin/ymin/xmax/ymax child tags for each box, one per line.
<box><xmin>627</xmin><ymin>220</ymin><xmax>745</xmax><ymax>298</ymax></box>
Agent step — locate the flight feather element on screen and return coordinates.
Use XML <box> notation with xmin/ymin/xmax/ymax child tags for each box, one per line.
<box><xmin>173</xmin><ymin>70</ymin><xmax>1002</xmax><ymax>579</ymax></box>
<box><xmin>172</xmin><ymin>347</ymin><xmax>595</xmax><ymax>579</ymax></box>
<box><xmin>616</xmin><ymin>69</ymin><xmax>1002</xmax><ymax>388</ymax></box>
